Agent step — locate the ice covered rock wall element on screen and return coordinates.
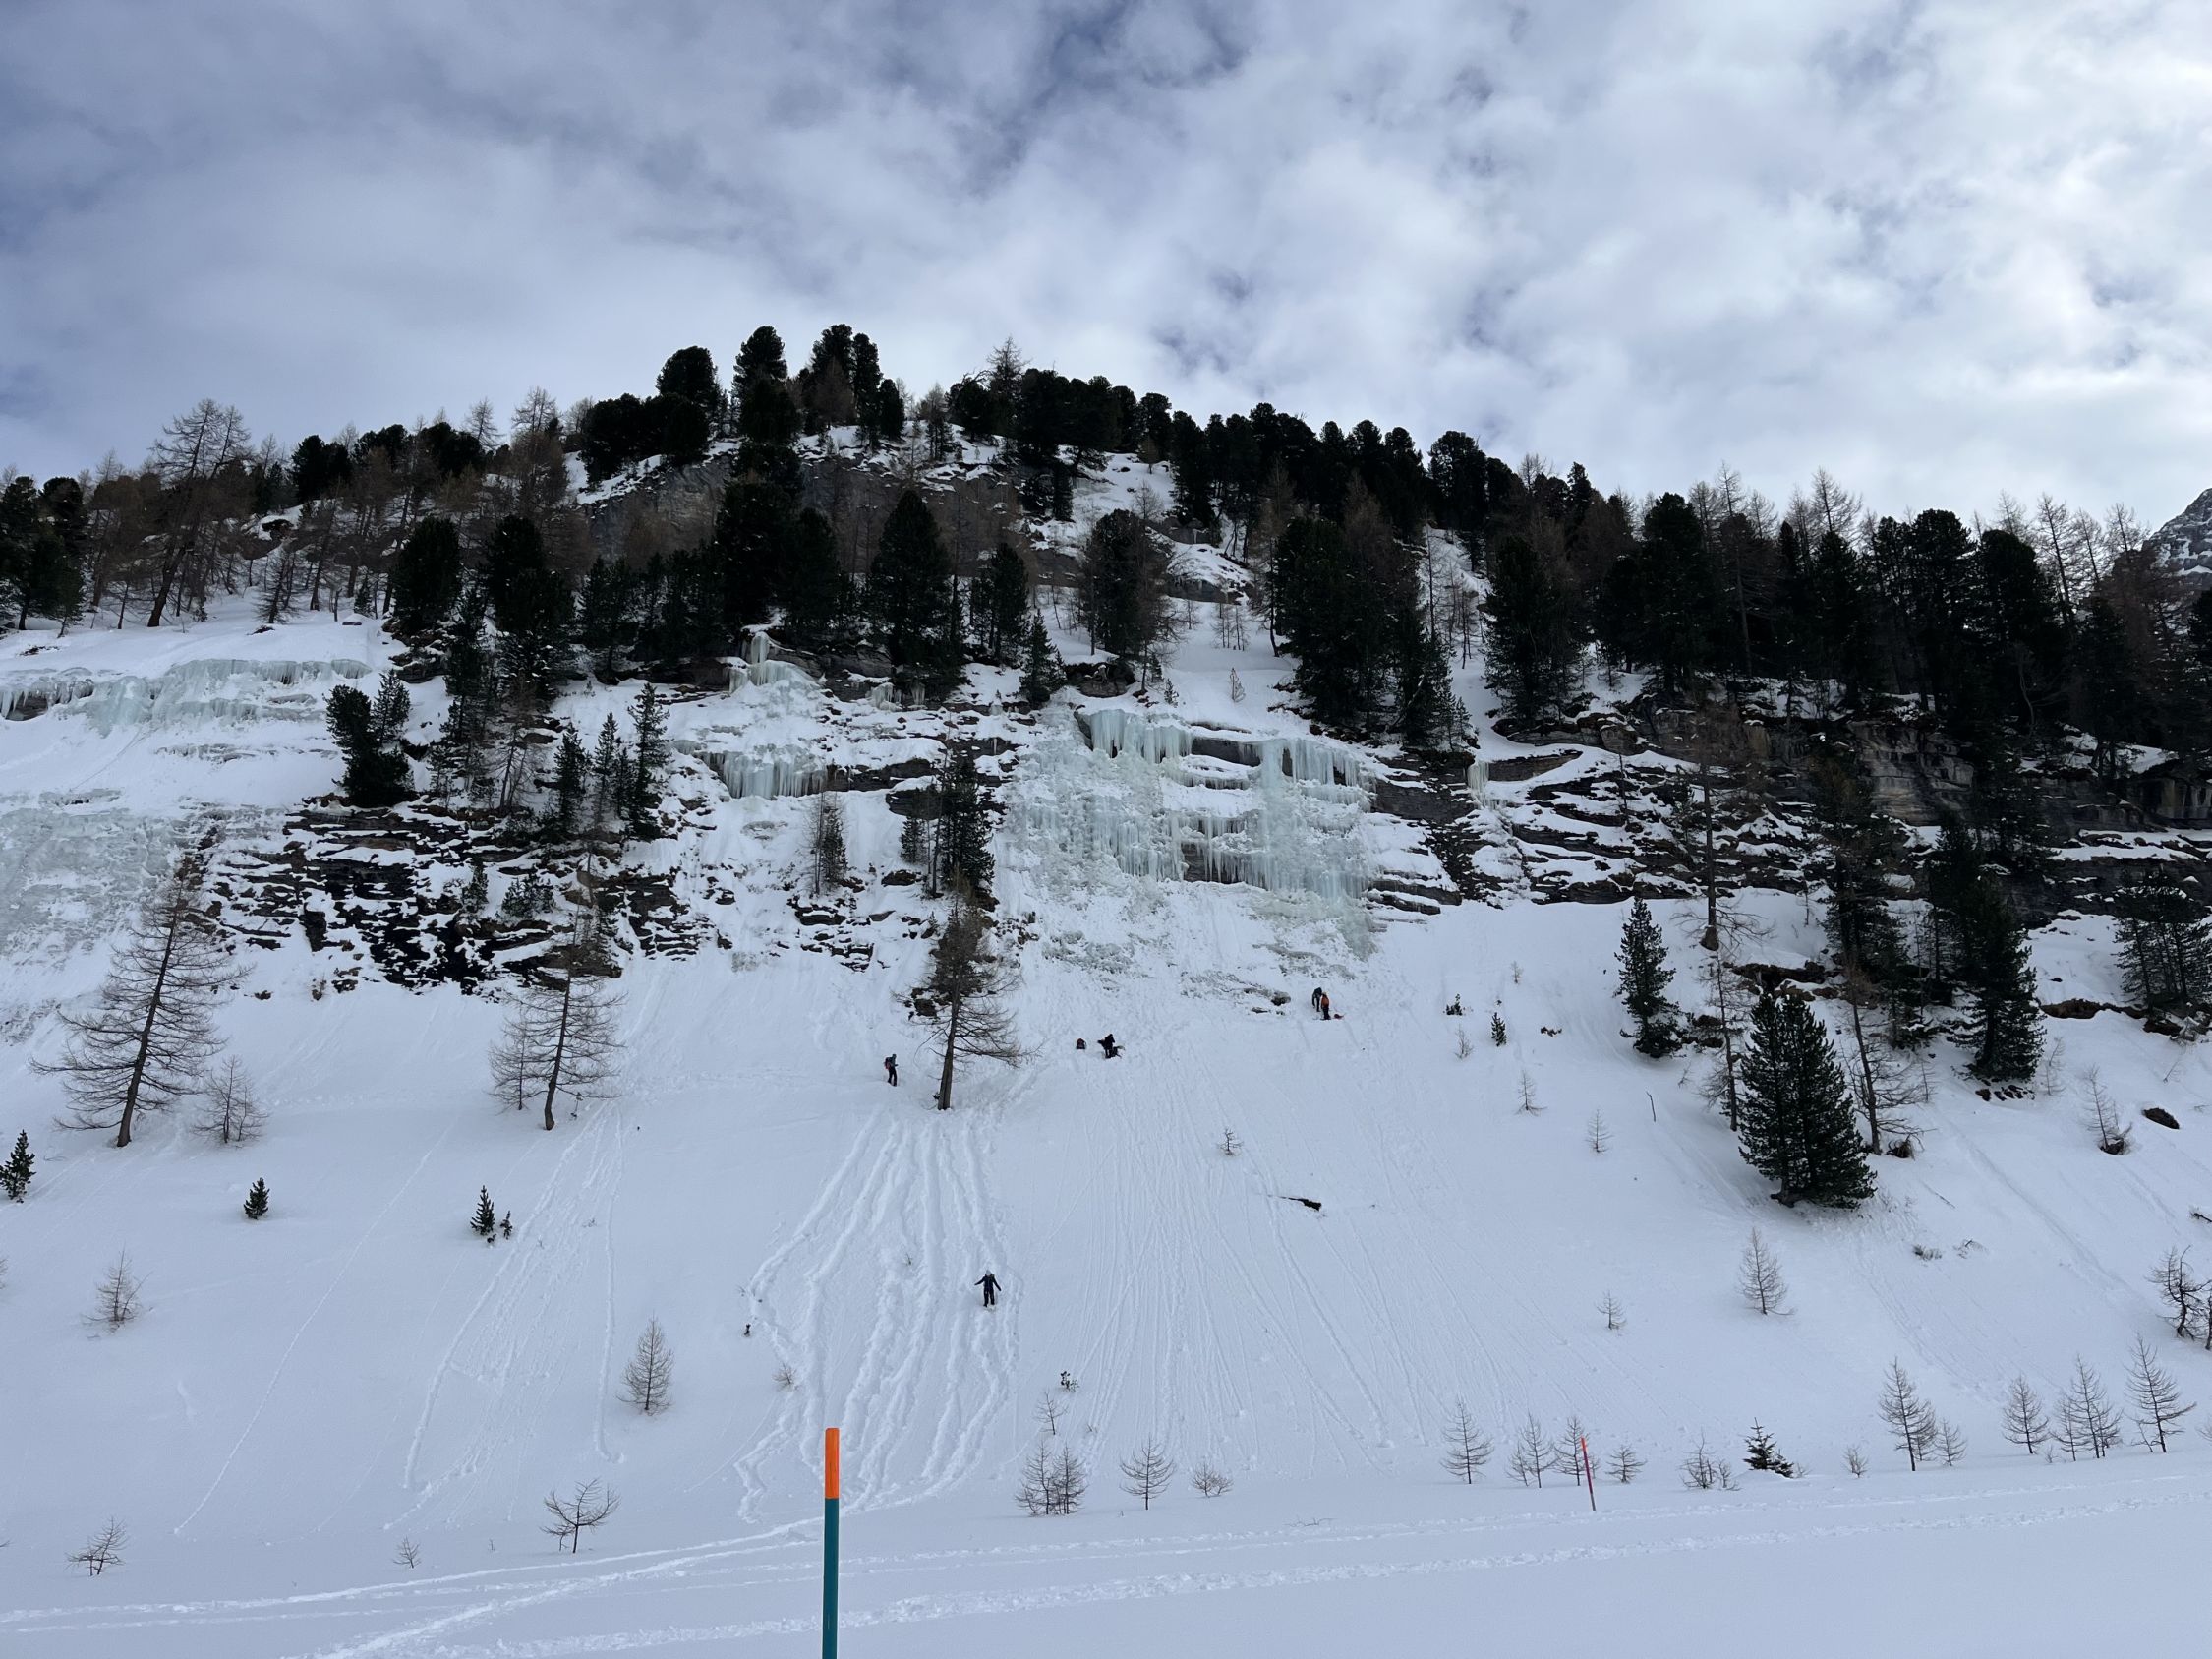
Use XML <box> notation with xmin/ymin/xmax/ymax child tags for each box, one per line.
<box><xmin>1013</xmin><ymin>707</ymin><xmax>1373</xmax><ymax>900</ymax></box>
<box><xmin>0</xmin><ymin>658</ymin><xmax>370</xmax><ymax>732</ymax></box>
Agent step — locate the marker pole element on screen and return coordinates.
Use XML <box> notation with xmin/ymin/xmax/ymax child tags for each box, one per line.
<box><xmin>823</xmin><ymin>1427</ymin><xmax>840</xmax><ymax>1659</ymax></box>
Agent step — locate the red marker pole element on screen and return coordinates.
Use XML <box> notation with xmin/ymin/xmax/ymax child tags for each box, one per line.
<box><xmin>823</xmin><ymin>1427</ymin><xmax>840</xmax><ymax>1659</ymax></box>
<box><xmin>1580</xmin><ymin>1435</ymin><xmax>1597</xmax><ymax>1511</ymax></box>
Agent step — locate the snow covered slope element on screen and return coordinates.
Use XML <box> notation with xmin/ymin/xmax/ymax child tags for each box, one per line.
<box><xmin>4</xmin><ymin>499</ymin><xmax>2212</xmax><ymax>1655</ymax></box>
<box><xmin>2149</xmin><ymin>485</ymin><xmax>2212</xmax><ymax>586</ymax></box>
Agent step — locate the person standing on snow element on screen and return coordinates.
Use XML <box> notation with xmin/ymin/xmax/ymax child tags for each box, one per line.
<box><xmin>885</xmin><ymin>1053</ymin><xmax>899</xmax><ymax>1086</ymax></box>
<box><xmin>1315</xmin><ymin>989</ymin><xmax>1332</xmax><ymax>1020</ymax></box>
<box><xmin>976</xmin><ymin>1271</ymin><xmax>1000</xmax><ymax>1308</ymax></box>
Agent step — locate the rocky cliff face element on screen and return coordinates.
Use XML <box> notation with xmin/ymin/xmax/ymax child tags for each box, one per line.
<box><xmin>2149</xmin><ymin>486</ymin><xmax>2212</xmax><ymax>585</ymax></box>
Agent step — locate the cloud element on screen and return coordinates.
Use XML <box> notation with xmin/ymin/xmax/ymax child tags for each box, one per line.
<box><xmin>1</xmin><ymin>0</ymin><xmax>2206</xmax><ymax>522</ymax></box>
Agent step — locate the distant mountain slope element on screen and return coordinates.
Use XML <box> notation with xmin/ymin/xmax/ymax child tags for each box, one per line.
<box><xmin>2149</xmin><ymin>486</ymin><xmax>2212</xmax><ymax>584</ymax></box>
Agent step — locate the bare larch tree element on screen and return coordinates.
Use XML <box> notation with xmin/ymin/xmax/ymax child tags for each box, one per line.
<box><xmin>42</xmin><ymin>856</ymin><xmax>229</xmax><ymax>1148</ymax></box>
<box><xmin>491</xmin><ymin>935</ymin><xmax>623</xmax><ymax>1131</ymax></box>
<box><xmin>926</xmin><ymin>889</ymin><xmax>1022</xmax><ymax>1110</ymax></box>
<box><xmin>620</xmin><ymin>1319</ymin><xmax>674</xmax><ymax>1415</ymax></box>
<box><xmin>193</xmin><ymin>1056</ymin><xmax>267</xmax><ymax>1145</ymax></box>
<box><xmin>541</xmin><ymin>1480</ymin><xmax>620</xmax><ymax>1553</ymax></box>
<box><xmin>1439</xmin><ymin>1399</ymin><xmax>1493</xmax><ymax>1483</ymax></box>
<box><xmin>1117</xmin><ymin>1438</ymin><xmax>1176</xmax><ymax>1509</ymax></box>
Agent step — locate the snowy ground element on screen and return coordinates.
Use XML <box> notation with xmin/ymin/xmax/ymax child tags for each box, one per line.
<box><xmin>5</xmin><ymin>586</ymin><xmax>2212</xmax><ymax>1656</ymax></box>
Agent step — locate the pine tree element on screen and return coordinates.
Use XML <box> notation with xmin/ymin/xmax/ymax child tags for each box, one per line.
<box><xmin>1737</xmin><ymin>989</ymin><xmax>1874</xmax><ymax>1207</ymax></box>
<box><xmin>1019</xmin><ymin>614</ymin><xmax>1061</xmax><ymax>704</ymax></box>
<box><xmin>2114</xmin><ymin>873</ymin><xmax>2212</xmax><ymax>1013</ymax></box>
<box><xmin>1615</xmin><ymin>898</ymin><xmax>1680</xmax><ymax>1057</ymax></box>
<box><xmin>1</xmin><ymin>1129</ymin><xmax>33</xmax><ymax>1200</ymax></box>
<box><xmin>1077</xmin><ymin>508</ymin><xmax>1170</xmax><ymax>664</ymax></box>
<box><xmin>871</xmin><ymin>490</ymin><xmax>962</xmax><ymax>700</ymax></box>
<box><xmin>242</xmin><ymin>1177</ymin><xmax>269</xmax><ymax>1220</ymax></box>
<box><xmin>782</xmin><ymin>507</ymin><xmax>853</xmax><ymax>652</ymax></box>
<box><xmin>326</xmin><ymin>678</ymin><xmax>412</xmax><ymax>807</ymax></box>
<box><xmin>459</xmin><ymin>859</ymin><xmax>489</xmax><ymax>916</ymax></box>
<box><xmin>1926</xmin><ymin>820</ymin><xmax>2042</xmax><ymax>1081</ymax></box>
<box><xmin>1742</xmin><ymin>1422</ymin><xmax>1795</xmax><ymax>1476</ymax></box>
<box><xmin>387</xmin><ymin>516</ymin><xmax>464</xmax><ymax>637</ymax></box>
<box><xmin>590</xmin><ymin>715</ymin><xmax>630</xmax><ymax>840</ymax></box>
<box><xmin>544</xmin><ymin>724</ymin><xmax>590</xmax><ymax>840</ymax></box>
<box><xmin>472</xmin><ymin>1186</ymin><xmax>498</xmax><ymax>1241</ymax></box>
<box><xmin>626</xmin><ymin>683</ymin><xmax>669</xmax><ymax>836</ymax></box>
<box><xmin>933</xmin><ymin>752</ymin><xmax>993</xmax><ymax>894</ymax></box>
<box><xmin>1482</xmin><ymin>532</ymin><xmax>1580</xmax><ymax>731</ymax></box>
<box><xmin>979</xmin><ymin>543</ymin><xmax>1031</xmax><ymax>665</ymax></box>
<box><xmin>809</xmin><ymin>792</ymin><xmax>848</xmax><ymax>894</ymax></box>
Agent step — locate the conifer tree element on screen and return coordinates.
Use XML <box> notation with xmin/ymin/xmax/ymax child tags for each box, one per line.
<box><xmin>626</xmin><ymin>683</ymin><xmax>669</xmax><ymax>837</ymax></box>
<box><xmin>1615</xmin><ymin>898</ymin><xmax>1680</xmax><ymax>1057</ymax></box>
<box><xmin>2001</xmin><ymin>1376</ymin><xmax>2051</xmax><ymax>1454</ymax></box>
<box><xmin>979</xmin><ymin>543</ymin><xmax>1031</xmax><ymax>665</ymax></box>
<box><xmin>1737</xmin><ymin>990</ymin><xmax>1874</xmax><ymax>1207</ymax></box>
<box><xmin>1</xmin><ymin>1129</ymin><xmax>32</xmax><ymax>1200</ymax></box>
<box><xmin>590</xmin><ymin>716</ymin><xmax>630</xmax><ymax>841</ymax></box>
<box><xmin>934</xmin><ymin>752</ymin><xmax>993</xmax><ymax>895</ymax></box>
<box><xmin>459</xmin><ymin>859</ymin><xmax>489</xmax><ymax>915</ymax></box>
<box><xmin>1482</xmin><ymin>532</ymin><xmax>1580</xmax><ymax>731</ymax></box>
<box><xmin>387</xmin><ymin>516</ymin><xmax>464</xmax><ymax>637</ymax></box>
<box><xmin>1742</xmin><ymin>1422</ymin><xmax>1795</xmax><ymax>1477</ymax></box>
<box><xmin>1878</xmin><ymin>1359</ymin><xmax>1939</xmax><ymax>1471</ymax></box>
<box><xmin>544</xmin><ymin>725</ymin><xmax>590</xmax><ymax>840</ymax></box>
<box><xmin>1926</xmin><ymin>820</ymin><xmax>2042</xmax><ymax>1081</ymax></box>
<box><xmin>472</xmin><ymin>1186</ymin><xmax>498</xmax><ymax>1240</ymax></box>
<box><xmin>43</xmin><ymin>857</ymin><xmax>229</xmax><ymax>1149</ymax></box>
<box><xmin>781</xmin><ymin>507</ymin><xmax>853</xmax><ymax>652</ymax></box>
<box><xmin>242</xmin><ymin>1177</ymin><xmax>269</xmax><ymax>1220</ymax></box>
<box><xmin>326</xmin><ymin>676</ymin><xmax>412</xmax><ymax>807</ymax></box>
<box><xmin>871</xmin><ymin>490</ymin><xmax>962</xmax><ymax>700</ymax></box>
<box><xmin>1019</xmin><ymin>614</ymin><xmax>1061</xmax><ymax>704</ymax></box>
<box><xmin>2114</xmin><ymin>873</ymin><xmax>2212</xmax><ymax>1013</ymax></box>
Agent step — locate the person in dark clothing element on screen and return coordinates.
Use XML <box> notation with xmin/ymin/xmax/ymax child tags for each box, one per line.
<box><xmin>885</xmin><ymin>1054</ymin><xmax>899</xmax><ymax>1086</ymax></box>
<box><xmin>1310</xmin><ymin>986</ymin><xmax>1325</xmax><ymax>1014</ymax></box>
<box><xmin>1099</xmin><ymin>1034</ymin><xmax>1119</xmax><ymax>1058</ymax></box>
<box><xmin>976</xmin><ymin>1271</ymin><xmax>999</xmax><ymax>1308</ymax></box>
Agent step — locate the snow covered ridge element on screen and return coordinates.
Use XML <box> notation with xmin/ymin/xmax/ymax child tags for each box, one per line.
<box><xmin>2149</xmin><ymin>486</ymin><xmax>2212</xmax><ymax>583</ymax></box>
<box><xmin>0</xmin><ymin>657</ymin><xmax>370</xmax><ymax>732</ymax></box>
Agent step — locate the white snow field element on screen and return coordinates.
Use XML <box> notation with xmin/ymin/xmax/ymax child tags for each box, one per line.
<box><xmin>5</xmin><ymin>578</ymin><xmax>2212</xmax><ymax>1657</ymax></box>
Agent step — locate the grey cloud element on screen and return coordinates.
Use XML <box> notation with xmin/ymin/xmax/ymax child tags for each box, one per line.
<box><xmin>0</xmin><ymin>0</ymin><xmax>2206</xmax><ymax>525</ymax></box>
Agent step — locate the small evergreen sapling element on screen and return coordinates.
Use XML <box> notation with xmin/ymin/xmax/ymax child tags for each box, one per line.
<box><xmin>0</xmin><ymin>1130</ymin><xmax>32</xmax><ymax>1201</ymax></box>
<box><xmin>1743</xmin><ymin>1422</ymin><xmax>1796</xmax><ymax>1477</ymax></box>
<box><xmin>242</xmin><ymin>1178</ymin><xmax>269</xmax><ymax>1220</ymax></box>
<box><xmin>473</xmin><ymin>1187</ymin><xmax>498</xmax><ymax>1242</ymax></box>
<box><xmin>1490</xmin><ymin>1011</ymin><xmax>1507</xmax><ymax>1046</ymax></box>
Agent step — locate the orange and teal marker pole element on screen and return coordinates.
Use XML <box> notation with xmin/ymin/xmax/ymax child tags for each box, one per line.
<box><xmin>823</xmin><ymin>1427</ymin><xmax>841</xmax><ymax>1659</ymax></box>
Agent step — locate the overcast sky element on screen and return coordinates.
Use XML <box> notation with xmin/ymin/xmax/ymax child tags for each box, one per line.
<box><xmin>2</xmin><ymin>0</ymin><xmax>2206</xmax><ymax>522</ymax></box>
